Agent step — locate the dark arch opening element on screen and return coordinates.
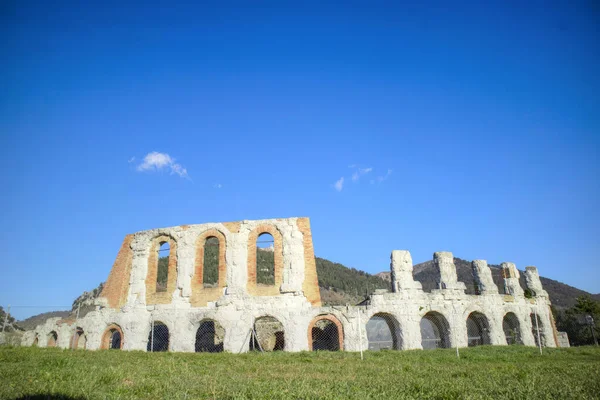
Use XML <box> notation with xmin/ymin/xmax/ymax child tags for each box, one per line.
<box><xmin>147</xmin><ymin>321</ymin><xmax>169</xmax><ymax>352</ymax></box>
<box><xmin>195</xmin><ymin>319</ymin><xmax>224</xmax><ymax>353</ymax></box>
<box><xmin>110</xmin><ymin>330</ymin><xmax>122</xmax><ymax>349</ymax></box>
<box><xmin>467</xmin><ymin>312</ymin><xmax>491</xmax><ymax>346</ymax></box>
<box><xmin>420</xmin><ymin>312</ymin><xmax>450</xmax><ymax>349</ymax></box>
<box><xmin>311</xmin><ymin>318</ymin><xmax>340</xmax><ymax>351</ymax></box>
<box><xmin>503</xmin><ymin>313</ymin><xmax>522</xmax><ymax>345</ymax></box>
<box><xmin>366</xmin><ymin>313</ymin><xmax>401</xmax><ymax>351</ymax></box>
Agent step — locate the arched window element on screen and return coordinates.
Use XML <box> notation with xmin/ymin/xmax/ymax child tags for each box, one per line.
<box><xmin>531</xmin><ymin>313</ymin><xmax>544</xmax><ymax>347</ymax></box>
<box><xmin>148</xmin><ymin>321</ymin><xmax>169</xmax><ymax>352</ymax></box>
<box><xmin>250</xmin><ymin>316</ymin><xmax>284</xmax><ymax>351</ymax></box>
<box><xmin>101</xmin><ymin>324</ymin><xmax>124</xmax><ymax>350</ymax></box>
<box><xmin>195</xmin><ymin>319</ymin><xmax>224</xmax><ymax>353</ymax></box>
<box><xmin>71</xmin><ymin>328</ymin><xmax>86</xmax><ymax>350</ymax></box>
<box><xmin>466</xmin><ymin>312</ymin><xmax>491</xmax><ymax>347</ymax></box>
<box><xmin>503</xmin><ymin>313</ymin><xmax>522</xmax><ymax>345</ymax></box>
<box><xmin>203</xmin><ymin>237</ymin><xmax>219</xmax><ymax>287</ymax></box>
<box><xmin>309</xmin><ymin>315</ymin><xmax>343</xmax><ymax>351</ymax></box>
<box><xmin>256</xmin><ymin>233</ymin><xmax>275</xmax><ymax>285</ymax></box>
<box><xmin>47</xmin><ymin>331</ymin><xmax>58</xmax><ymax>347</ymax></box>
<box><xmin>32</xmin><ymin>335</ymin><xmax>39</xmax><ymax>347</ymax></box>
<box><xmin>366</xmin><ymin>313</ymin><xmax>401</xmax><ymax>351</ymax></box>
<box><xmin>156</xmin><ymin>242</ymin><xmax>170</xmax><ymax>292</ymax></box>
<box><xmin>420</xmin><ymin>312</ymin><xmax>450</xmax><ymax>349</ymax></box>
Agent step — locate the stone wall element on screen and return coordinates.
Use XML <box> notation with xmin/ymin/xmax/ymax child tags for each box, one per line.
<box><xmin>21</xmin><ymin>217</ymin><xmax>558</xmax><ymax>352</ymax></box>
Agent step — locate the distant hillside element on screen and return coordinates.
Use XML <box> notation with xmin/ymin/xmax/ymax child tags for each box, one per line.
<box><xmin>376</xmin><ymin>258</ymin><xmax>600</xmax><ymax>309</ymax></box>
<box><xmin>17</xmin><ymin>311</ymin><xmax>70</xmax><ymax>331</ymax></box>
<box><xmin>316</xmin><ymin>257</ymin><xmax>389</xmax><ymax>306</ymax></box>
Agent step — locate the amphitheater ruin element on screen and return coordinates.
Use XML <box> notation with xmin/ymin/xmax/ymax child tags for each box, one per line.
<box><xmin>22</xmin><ymin>217</ymin><xmax>559</xmax><ymax>352</ymax></box>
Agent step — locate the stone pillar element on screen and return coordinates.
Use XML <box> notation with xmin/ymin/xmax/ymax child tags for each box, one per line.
<box><xmin>400</xmin><ymin>313</ymin><xmax>423</xmax><ymax>350</ymax></box>
<box><xmin>524</xmin><ymin>266</ymin><xmax>548</xmax><ymax>298</ymax></box>
<box><xmin>390</xmin><ymin>250</ymin><xmax>422</xmax><ymax>292</ymax></box>
<box><xmin>501</xmin><ymin>262</ymin><xmax>524</xmax><ymax>297</ymax></box>
<box><xmin>449</xmin><ymin>309</ymin><xmax>468</xmax><ymax>348</ymax></box>
<box><xmin>471</xmin><ymin>260</ymin><xmax>499</xmax><ymax>294</ymax></box>
<box><xmin>433</xmin><ymin>252</ymin><xmax>466</xmax><ymax>292</ymax></box>
<box><xmin>487</xmin><ymin>313</ymin><xmax>506</xmax><ymax>345</ymax></box>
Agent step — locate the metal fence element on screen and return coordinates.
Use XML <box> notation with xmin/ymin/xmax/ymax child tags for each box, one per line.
<box><xmin>2</xmin><ymin>304</ymin><xmax>598</xmax><ymax>354</ymax></box>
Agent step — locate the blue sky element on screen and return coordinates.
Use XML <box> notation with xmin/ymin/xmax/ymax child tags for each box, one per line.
<box><xmin>1</xmin><ymin>1</ymin><xmax>598</xmax><ymax>319</ymax></box>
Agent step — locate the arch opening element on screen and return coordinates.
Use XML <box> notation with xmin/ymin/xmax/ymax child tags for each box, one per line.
<box><xmin>250</xmin><ymin>316</ymin><xmax>284</xmax><ymax>351</ymax></box>
<box><xmin>47</xmin><ymin>331</ymin><xmax>58</xmax><ymax>348</ymax></box>
<box><xmin>420</xmin><ymin>312</ymin><xmax>450</xmax><ymax>349</ymax></box>
<box><xmin>366</xmin><ymin>313</ymin><xmax>401</xmax><ymax>351</ymax></box>
<box><xmin>203</xmin><ymin>237</ymin><xmax>220</xmax><ymax>287</ymax></box>
<box><xmin>309</xmin><ymin>316</ymin><xmax>342</xmax><ymax>351</ymax></box>
<box><xmin>156</xmin><ymin>242</ymin><xmax>170</xmax><ymax>292</ymax></box>
<box><xmin>32</xmin><ymin>335</ymin><xmax>39</xmax><ymax>347</ymax></box>
<box><xmin>71</xmin><ymin>328</ymin><xmax>86</xmax><ymax>350</ymax></box>
<box><xmin>101</xmin><ymin>325</ymin><xmax>123</xmax><ymax>350</ymax></box>
<box><xmin>503</xmin><ymin>312</ymin><xmax>522</xmax><ymax>345</ymax></box>
<box><xmin>195</xmin><ymin>319</ymin><xmax>224</xmax><ymax>353</ymax></box>
<box><xmin>147</xmin><ymin>321</ymin><xmax>169</xmax><ymax>352</ymax></box>
<box><xmin>466</xmin><ymin>312</ymin><xmax>491</xmax><ymax>347</ymax></box>
<box><xmin>256</xmin><ymin>233</ymin><xmax>275</xmax><ymax>286</ymax></box>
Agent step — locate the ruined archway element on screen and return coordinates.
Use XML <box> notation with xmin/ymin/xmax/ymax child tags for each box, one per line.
<box><xmin>466</xmin><ymin>312</ymin><xmax>491</xmax><ymax>346</ymax></box>
<box><xmin>366</xmin><ymin>313</ymin><xmax>401</xmax><ymax>351</ymax></box>
<box><xmin>47</xmin><ymin>331</ymin><xmax>58</xmax><ymax>347</ymax></box>
<box><xmin>250</xmin><ymin>316</ymin><xmax>285</xmax><ymax>351</ymax></box>
<box><xmin>32</xmin><ymin>335</ymin><xmax>39</xmax><ymax>347</ymax></box>
<box><xmin>308</xmin><ymin>315</ymin><xmax>343</xmax><ymax>351</ymax></box>
<box><xmin>71</xmin><ymin>327</ymin><xmax>86</xmax><ymax>349</ymax></box>
<box><xmin>147</xmin><ymin>321</ymin><xmax>169</xmax><ymax>352</ymax></box>
<box><xmin>420</xmin><ymin>312</ymin><xmax>450</xmax><ymax>349</ymax></box>
<box><xmin>101</xmin><ymin>324</ymin><xmax>124</xmax><ymax>349</ymax></box>
<box><xmin>195</xmin><ymin>319</ymin><xmax>224</xmax><ymax>353</ymax></box>
<box><xmin>503</xmin><ymin>312</ymin><xmax>522</xmax><ymax>345</ymax></box>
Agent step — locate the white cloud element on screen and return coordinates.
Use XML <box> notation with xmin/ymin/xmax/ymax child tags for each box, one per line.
<box><xmin>376</xmin><ymin>169</ymin><xmax>393</xmax><ymax>183</ymax></box>
<box><xmin>136</xmin><ymin>151</ymin><xmax>189</xmax><ymax>178</ymax></box>
<box><xmin>351</xmin><ymin>166</ymin><xmax>373</xmax><ymax>182</ymax></box>
<box><xmin>213</xmin><ymin>183</ymin><xmax>222</xmax><ymax>189</ymax></box>
<box><xmin>334</xmin><ymin>177</ymin><xmax>344</xmax><ymax>192</ymax></box>
<box><xmin>128</xmin><ymin>157</ymin><xmax>136</xmax><ymax>163</ymax></box>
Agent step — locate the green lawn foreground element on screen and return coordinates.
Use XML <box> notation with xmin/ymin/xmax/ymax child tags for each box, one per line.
<box><xmin>1</xmin><ymin>346</ymin><xmax>599</xmax><ymax>400</ymax></box>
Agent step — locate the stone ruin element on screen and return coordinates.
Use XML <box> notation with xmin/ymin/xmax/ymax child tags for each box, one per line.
<box><xmin>21</xmin><ymin>217</ymin><xmax>559</xmax><ymax>352</ymax></box>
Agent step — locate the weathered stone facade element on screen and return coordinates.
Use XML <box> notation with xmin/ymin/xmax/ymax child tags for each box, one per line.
<box><xmin>21</xmin><ymin>217</ymin><xmax>558</xmax><ymax>351</ymax></box>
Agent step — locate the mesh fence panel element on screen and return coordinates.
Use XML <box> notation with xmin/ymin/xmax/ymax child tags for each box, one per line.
<box><xmin>466</xmin><ymin>312</ymin><xmax>491</xmax><ymax>347</ymax></box>
<box><xmin>420</xmin><ymin>312</ymin><xmax>451</xmax><ymax>349</ymax></box>
<box><xmin>195</xmin><ymin>319</ymin><xmax>224</xmax><ymax>353</ymax></box>
<box><xmin>366</xmin><ymin>314</ymin><xmax>400</xmax><ymax>351</ymax></box>
<box><xmin>148</xmin><ymin>321</ymin><xmax>170</xmax><ymax>352</ymax></box>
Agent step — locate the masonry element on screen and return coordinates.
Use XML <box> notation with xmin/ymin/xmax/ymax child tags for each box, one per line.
<box><xmin>21</xmin><ymin>217</ymin><xmax>559</xmax><ymax>352</ymax></box>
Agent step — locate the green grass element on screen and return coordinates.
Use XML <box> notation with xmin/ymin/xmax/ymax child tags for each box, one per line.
<box><xmin>1</xmin><ymin>346</ymin><xmax>599</xmax><ymax>399</ymax></box>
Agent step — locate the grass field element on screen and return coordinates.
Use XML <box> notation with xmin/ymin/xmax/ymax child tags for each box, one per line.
<box><xmin>1</xmin><ymin>346</ymin><xmax>599</xmax><ymax>399</ymax></box>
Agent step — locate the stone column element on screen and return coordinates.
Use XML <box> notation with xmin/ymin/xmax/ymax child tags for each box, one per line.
<box><xmin>524</xmin><ymin>266</ymin><xmax>548</xmax><ymax>298</ymax></box>
<box><xmin>471</xmin><ymin>260</ymin><xmax>499</xmax><ymax>294</ymax></box>
<box><xmin>501</xmin><ymin>262</ymin><xmax>524</xmax><ymax>297</ymax></box>
<box><xmin>433</xmin><ymin>252</ymin><xmax>466</xmax><ymax>292</ymax></box>
<box><xmin>390</xmin><ymin>250</ymin><xmax>422</xmax><ymax>292</ymax></box>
